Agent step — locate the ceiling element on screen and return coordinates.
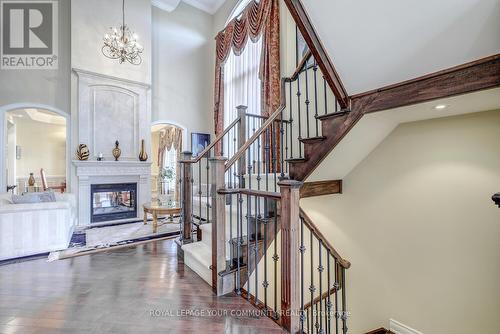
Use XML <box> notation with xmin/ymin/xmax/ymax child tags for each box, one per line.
<box><xmin>309</xmin><ymin>87</ymin><xmax>500</xmax><ymax>181</ymax></box>
<box><xmin>7</xmin><ymin>109</ymin><xmax>66</xmax><ymax>126</ymax></box>
<box><xmin>152</xmin><ymin>0</ymin><xmax>227</xmax><ymax>14</ymax></box>
<box><xmin>301</xmin><ymin>0</ymin><xmax>500</xmax><ymax>95</ymax></box>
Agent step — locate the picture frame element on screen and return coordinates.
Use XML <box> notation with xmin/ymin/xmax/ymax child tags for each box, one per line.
<box><xmin>191</xmin><ymin>133</ymin><xmax>211</xmax><ymax>158</ymax></box>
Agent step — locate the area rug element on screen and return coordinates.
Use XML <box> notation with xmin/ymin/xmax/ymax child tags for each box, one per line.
<box><xmin>48</xmin><ymin>219</ymin><xmax>180</xmax><ymax>261</ymax></box>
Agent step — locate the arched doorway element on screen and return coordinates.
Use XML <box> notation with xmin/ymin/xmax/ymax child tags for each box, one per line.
<box><xmin>0</xmin><ymin>103</ymin><xmax>70</xmax><ymax>194</ymax></box>
<box><xmin>151</xmin><ymin>121</ymin><xmax>186</xmax><ymax>203</ymax></box>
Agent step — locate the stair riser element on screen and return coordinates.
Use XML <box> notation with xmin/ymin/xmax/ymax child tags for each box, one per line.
<box><xmin>320</xmin><ymin>114</ymin><xmax>349</xmax><ymax>136</ymax></box>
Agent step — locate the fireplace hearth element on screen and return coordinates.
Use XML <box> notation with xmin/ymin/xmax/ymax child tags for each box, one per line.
<box><xmin>91</xmin><ymin>183</ymin><xmax>137</xmax><ymax>223</ymax></box>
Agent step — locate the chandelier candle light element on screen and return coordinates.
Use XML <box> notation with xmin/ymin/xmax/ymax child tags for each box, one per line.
<box><xmin>102</xmin><ymin>0</ymin><xmax>143</xmax><ymax>65</ymax></box>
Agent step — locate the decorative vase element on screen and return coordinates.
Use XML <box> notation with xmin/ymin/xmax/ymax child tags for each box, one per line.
<box><xmin>138</xmin><ymin>139</ymin><xmax>148</xmax><ymax>161</ymax></box>
<box><xmin>112</xmin><ymin>140</ymin><xmax>121</xmax><ymax>161</ymax></box>
<box><xmin>76</xmin><ymin>144</ymin><xmax>90</xmax><ymax>161</ymax></box>
<box><xmin>28</xmin><ymin>173</ymin><xmax>35</xmax><ymax>186</ymax></box>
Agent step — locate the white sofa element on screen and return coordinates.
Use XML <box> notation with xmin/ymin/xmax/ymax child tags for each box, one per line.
<box><xmin>0</xmin><ymin>193</ymin><xmax>76</xmax><ymax>261</ymax></box>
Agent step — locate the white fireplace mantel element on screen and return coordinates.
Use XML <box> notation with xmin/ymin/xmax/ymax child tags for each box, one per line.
<box><xmin>72</xmin><ymin>160</ymin><xmax>152</xmax><ymax>226</ymax></box>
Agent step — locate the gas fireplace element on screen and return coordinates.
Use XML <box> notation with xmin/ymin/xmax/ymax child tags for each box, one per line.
<box><xmin>91</xmin><ymin>183</ymin><xmax>137</xmax><ymax>223</ymax></box>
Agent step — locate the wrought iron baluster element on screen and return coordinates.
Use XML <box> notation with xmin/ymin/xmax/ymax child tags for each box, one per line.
<box><xmin>289</xmin><ymin>81</ymin><xmax>294</xmax><ymax>159</ymax></box>
<box><xmin>252</xmin><ymin>118</ymin><xmax>256</xmax><ymax>173</ymax></box>
<box><xmin>341</xmin><ymin>268</ymin><xmax>347</xmax><ymax>334</ymax></box>
<box><xmin>334</xmin><ymin>259</ymin><xmax>339</xmax><ymax>334</ymax></box>
<box><xmin>273</xmin><ymin>207</ymin><xmax>278</xmax><ymax>320</ymax></box>
<box><xmin>300</xmin><ymin>217</ymin><xmax>305</xmax><ymax>333</ymax></box>
<box><xmin>323</xmin><ymin>77</ymin><xmax>328</xmax><ymax>115</ymax></box>
<box><xmin>272</xmin><ymin>122</ymin><xmax>277</xmax><ymax>192</ymax></box>
<box><xmin>304</xmin><ymin>58</ymin><xmax>311</xmax><ymax>139</ymax></box>
<box><xmin>265</xmin><ymin>127</ymin><xmax>270</xmax><ymax>191</ymax></box>
<box><xmin>246</xmin><ymin>191</ymin><xmax>251</xmax><ymax>300</ymax></box>
<box><xmin>297</xmin><ymin>72</ymin><xmax>303</xmax><ymax>158</ymax></box>
<box><xmin>236</xmin><ymin>193</ymin><xmax>243</xmax><ymax>295</ymax></box>
<box><xmin>198</xmin><ymin>162</ymin><xmax>202</xmax><ymax>227</ymax></box>
<box><xmin>280</xmin><ymin>108</ymin><xmax>285</xmax><ymax>178</ymax></box>
<box><xmin>313</xmin><ymin>59</ymin><xmax>319</xmax><ymax>137</ymax></box>
<box><xmin>254</xmin><ymin>195</ymin><xmax>258</xmax><ymax>303</ymax></box>
<box><xmin>327</xmin><ymin>251</ymin><xmax>332</xmax><ymax>334</ymax></box>
<box><xmin>206</xmin><ymin>155</ymin><xmax>209</xmax><ymax>224</ymax></box>
<box><xmin>310</xmin><ymin>230</ymin><xmax>315</xmax><ymax>334</ymax></box>
<box><xmin>319</xmin><ymin>240</ymin><xmax>324</xmax><ymax>334</ymax></box>
<box><xmin>263</xmin><ymin>201</ymin><xmax>268</xmax><ymax>309</ymax></box>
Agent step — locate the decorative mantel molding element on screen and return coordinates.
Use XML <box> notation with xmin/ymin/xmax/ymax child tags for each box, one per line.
<box><xmin>73</xmin><ymin>68</ymin><xmax>151</xmax><ymax>89</ymax></box>
<box><xmin>72</xmin><ymin>160</ymin><xmax>152</xmax><ymax>176</ymax></box>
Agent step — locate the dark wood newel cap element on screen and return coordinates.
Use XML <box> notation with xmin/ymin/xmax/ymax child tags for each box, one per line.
<box><xmin>277</xmin><ymin>179</ymin><xmax>303</xmax><ymax>189</ymax></box>
<box><xmin>493</xmin><ymin>193</ymin><xmax>500</xmax><ymax>207</ymax></box>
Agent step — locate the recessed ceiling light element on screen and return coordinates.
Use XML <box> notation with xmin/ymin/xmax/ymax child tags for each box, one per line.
<box><xmin>434</xmin><ymin>104</ymin><xmax>447</xmax><ymax>110</ymax></box>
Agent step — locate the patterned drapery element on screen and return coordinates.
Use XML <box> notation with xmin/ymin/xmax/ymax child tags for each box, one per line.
<box><xmin>213</xmin><ymin>0</ymin><xmax>280</xmax><ymax>162</ymax></box>
<box><xmin>158</xmin><ymin>126</ymin><xmax>183</xmax><ymax>202</ymax></box>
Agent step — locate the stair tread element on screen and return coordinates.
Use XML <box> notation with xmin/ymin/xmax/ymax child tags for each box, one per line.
<box><xmin>300</xmin><ymin>136</ymin><xmax>327</xmax><ymax>144</ymax></box>
<box><xmin>316</xmin><ymin>110</ymin><xmax>349</xmax><ymax>121</ymax></box>
<box><xmin>286</xmin><ymin>157</ymin><xmax>308</xmax><ymax>163</ymax></box>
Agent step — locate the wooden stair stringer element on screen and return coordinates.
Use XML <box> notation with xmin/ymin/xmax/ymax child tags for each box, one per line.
<box><xmin>290</xmin><ymin>108</ymin><xmax>364</xmax><ymax>181</ymax></box>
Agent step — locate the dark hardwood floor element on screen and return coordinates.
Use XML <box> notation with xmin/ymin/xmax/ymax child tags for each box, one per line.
<box><xmin>0</xmin><ymin>238</ymin><xmax>285</xmax><ymax>334</ymax></box>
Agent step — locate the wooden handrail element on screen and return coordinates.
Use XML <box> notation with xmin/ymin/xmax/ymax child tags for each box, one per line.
<box><xmin>179</xmin><ymin>116</ymin><xmax>241</xmax><ymax>164</ymax></box>
<box><xmin>303</xmin><ymin>286</ymin><xmax>337</xmax><ymax>311</ymax></box>
<box><xmin>300</xmin><ymin>208</ymin><xmax>351</xmax><ymax>269</ymax></box>
<box><xmin>289</xmin><ymin>50</ymin><xmax>312</xmax><ymax>81</ymax></box>
<box><xmin>284</xmin><ymin>0</ymin><xmax>349</xmax><ymax>109</ymax></box>
<box><xmin>218</xmin><ymin>188</ymin><xmax>281</xmax><ymax>199</ymax></box>
<box><xmin>246</xmin><ymin>112</ymin><xmax>291</xmax><ymax>123</ymax></box>
<box><xmin>225</xmin><ymin>77</ymin><xmax>288</xmax><ymax>171</ymax></box>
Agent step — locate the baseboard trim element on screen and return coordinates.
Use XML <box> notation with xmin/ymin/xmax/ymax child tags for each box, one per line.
<box><xmin>390</xmin><ymin>319</ymin><xmax>423</xmax><ymax>334</ymax></box>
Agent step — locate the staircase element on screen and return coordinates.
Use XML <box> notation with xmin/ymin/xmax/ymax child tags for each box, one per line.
<box><xmin>177</xmin><ymin>0</ymin><xmax>354</xmax><ymax>333</ymax></box>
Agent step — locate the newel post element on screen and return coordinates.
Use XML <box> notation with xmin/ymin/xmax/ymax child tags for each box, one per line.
<box><xmin>278</xmin><ymin>179</ymin><xmax>302</xmax><ymax>333</ymax></box>
<box><xmin>236</xmin><ymin>105</ymin><xmax>247</xmax><ymax>187</ymax></box>
<box><xmin>180</xmin><ymin>151</ymin><xmax>193</xmax><ymax>243</ymax></box>
<box><xmin>210</xmin><ymin>156</ymin><xmax>231</xmax><ymax>295</ymax></box>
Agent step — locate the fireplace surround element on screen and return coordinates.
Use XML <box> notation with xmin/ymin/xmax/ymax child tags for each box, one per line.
<box><xmin>91</xmin><ymin>183</ymin><xmax>137</xmax><ymax>223</ymax></box>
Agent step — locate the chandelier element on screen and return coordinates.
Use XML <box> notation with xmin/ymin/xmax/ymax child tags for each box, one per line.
<box><xmin>102</xmin><ymin>0</ymin><xmax>143</xmax><ymax>65</ymax></box>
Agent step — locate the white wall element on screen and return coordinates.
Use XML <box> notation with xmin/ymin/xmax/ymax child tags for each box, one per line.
<box><xmin>301</xmin><ymin>0</ymin><xmax>500</xmax><ymax>94</ymax></box>
<box><xmin>13</xmin><ymin>117</ymin><xmax>66</xmax><ymax>178</ymax></box>
<box><xmin>301</xmin><ymin>110</ymin><xmax>500</xmax><ymax>334</ymax></box>
<box><xmin>0</xmin><ymin>0</ymin><xmax>71</xmax><ymax>112</ymax></box>
<box><xmin>152</xmin><ymin>3</ymin><xmax>214</xmax><ymax>143</ymax></box>
<box><xmin>71</xmin><ymin>0</ymin><xmax>152</xmax><ymax>85</ymax></box>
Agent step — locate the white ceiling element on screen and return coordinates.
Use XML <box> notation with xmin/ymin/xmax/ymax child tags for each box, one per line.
<box><xmin>309</xmin><ymin>87</ymin><xmax>500</xmax><ymax>181</ymax></box>
<box><xmin>301</xmin><ymin>0</ymin><xmax>500</xmax><ymax>95</ymax></box>
<box><xmin>7</xmin><ymin>109</ymin><xmax>66</xmax><ymax>125</ymax></box>
<box><xmin>152</xmin><ymin>0</ymin><xmax>226</xmax><ymax>14</ymax></box>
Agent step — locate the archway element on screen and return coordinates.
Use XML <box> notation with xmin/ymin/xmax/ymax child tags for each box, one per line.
<box><xmin>0</xmin><ymin>103</ymin><xmax>70</xmax><ymax>193</ymax></box>
<box><xmin>150</xmin><ymin>120</ymin><xmax>187</xmax><ymax>202</ymax></box>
